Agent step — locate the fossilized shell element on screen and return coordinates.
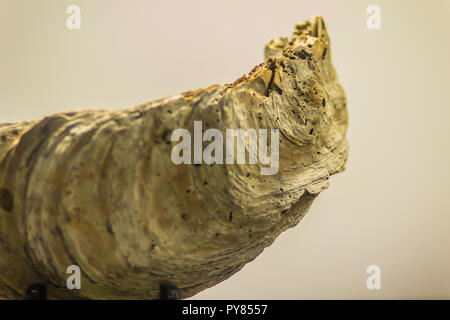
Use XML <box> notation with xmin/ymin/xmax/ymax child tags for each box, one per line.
<box><xmin>0</xmin><ymin>16</ymin><xmax>348</xmax><ymax>299</ymax></box>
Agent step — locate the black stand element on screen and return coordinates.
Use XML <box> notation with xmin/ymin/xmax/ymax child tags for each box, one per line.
<box><xmin>24</xmin><ymin>282</ymin><xmax>181</xmax><ymax>300</ymax></box>
<box><xmin>25</xmin><ymin>283</ymin><xmax>47</xmax><ymax>300</ymax></box>
<box><xmin>159</xmin><ymin>282</ymin><xmax>181</xmax><ymax>300</ymax></box>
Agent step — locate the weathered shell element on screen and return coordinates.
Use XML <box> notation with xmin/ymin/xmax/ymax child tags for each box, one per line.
<box><xmin>0</xmin><ymin>16</ymin><xmax>348</xmax><ymax>299</ymax></box>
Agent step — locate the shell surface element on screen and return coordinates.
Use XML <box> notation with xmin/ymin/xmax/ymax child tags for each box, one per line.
<box><xmin>0</xmin><ymin>16</ymin><xmax>348</xmax><ymax>299</ymax></box>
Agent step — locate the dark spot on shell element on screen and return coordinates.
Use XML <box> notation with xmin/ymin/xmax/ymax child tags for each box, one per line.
<box><xmin>0</xmin><ymin>188</ymin><xmax>14</xmax><ymax>212</ymax></box>
<box><xmin>322</xmin><ymin>47</ymin><xmax>327</xmax><ymax>59</ymax></box>
<box><xmin>106</xmin><ymin>223</ymin><xmax>114</xmax><ymax>235</ymax></box>
<box><xmin>273</xmin><ymin>85</ymin><xmax>283</xmax><ymax>95</ymax></box>
<box><xmin>295</xmin><ymin>50</ymin><xmax>307</xmax><ymax>60</ymax></box>
<box><xmin>161</xmin><ymin>129</ymin><xmax>170</xmax><ymax>141</ymax></box>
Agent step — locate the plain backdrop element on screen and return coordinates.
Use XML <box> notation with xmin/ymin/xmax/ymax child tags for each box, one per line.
<box><xmin>1</xmin><ymin>0</ymin><xmax>449</xmax><ymax>299</ymax></box>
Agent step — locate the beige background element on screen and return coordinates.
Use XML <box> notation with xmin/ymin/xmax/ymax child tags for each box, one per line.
<box><xmin>1</xmin><ymin>0</ymin><xmax>449</xmax><ymax>299</ymax></box>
